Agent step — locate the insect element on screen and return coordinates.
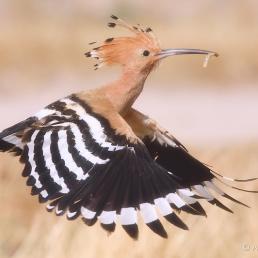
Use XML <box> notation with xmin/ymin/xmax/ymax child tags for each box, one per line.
<box><xmin>0</xmin><ymin>15</ymin><xmax>256</xmax><ymax>239</ymax></box>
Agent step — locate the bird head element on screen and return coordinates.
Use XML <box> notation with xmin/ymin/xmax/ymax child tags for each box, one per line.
<box><xmin>85</xmin><ymin>15</ymin><xmax>218</xmax><ymax>73</ymax></box>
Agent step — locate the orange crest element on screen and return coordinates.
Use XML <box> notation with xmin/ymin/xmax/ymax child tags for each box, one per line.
<box><xmin>85</xmin><ymin>15</ymin><xmax>161</xmax><ymax>69</ymax></box>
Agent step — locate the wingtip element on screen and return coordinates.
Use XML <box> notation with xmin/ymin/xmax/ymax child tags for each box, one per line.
<box><xmin>82</xmin><ymin>217</ymin><xmax>98</xmax><ymax>226</ymax></box>
<box><xmin>181</xmin><ymin>205</ymin><xmax>205</xmax><ymax>216</ymax></box>
<box><xmin>223</xmin><ymin>193</ymin><xmax>250</xmax><ymax>208</ymax></box>
<box><xmin>146</xmin><ymin>220</ymin><xmax>168</xmax><ymax>238</ymax></box>
<box><xmin>101</xmin><ymin>223</ymin><xmax>116</xmax><ymax>233</ymax></box>
<box><xmin>164</xmin><ymin>213</ymin><xmax>189</xmax><ymax>231</ymax></box>
<box><xmin>122</xmin><ymin>224</ymin><xmax>139</xmax><ymax>240</ymax></box>
<box><xmin>189</xmin><ymin>202</ymin><xmax>207</xmax><ymax>217</ymax></box>
<box><xmin>209</xmin><ymin>199</ymin><xmax>234</xmax><ymax>214</ymax></box>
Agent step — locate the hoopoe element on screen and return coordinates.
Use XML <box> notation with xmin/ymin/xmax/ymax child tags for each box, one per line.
<box><xmin>0</xmin><ymin>15</ymin><xmax>257</xmax><ymax>239</ymax></box>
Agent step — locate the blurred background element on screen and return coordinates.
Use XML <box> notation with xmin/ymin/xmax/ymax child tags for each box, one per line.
<box><xmin>0</xmin><ymin>1</ymin><xmax>258</xmax><ymax>258</ymax></box>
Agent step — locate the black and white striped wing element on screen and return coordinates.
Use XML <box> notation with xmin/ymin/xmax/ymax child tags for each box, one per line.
<box><xmin>1</xmin><ymin>95</ymin><xmax>251</xmax><ymax>239</ymax></box>
<box><xmin>3</xmin><ymin>96</ymin><xmax>196</xmax><ymax>239</ymax></box>
<box><xmin>19</xmin><ymin>97</ymin><xmax>125</xmax><ymax>201</ymax></box>
<box><xmin>142</xmin><ymin>130</ymin><xmax>249</xmax><ymax>214</ymax></box>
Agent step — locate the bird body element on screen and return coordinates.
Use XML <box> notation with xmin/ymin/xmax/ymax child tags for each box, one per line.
<box><xmin>0</xmin><ymin>15</ymin><xmax>255</xmax><ymax>239</ymax></box>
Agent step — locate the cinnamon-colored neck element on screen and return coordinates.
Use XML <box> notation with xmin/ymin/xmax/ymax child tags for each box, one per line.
<box><xmin>100</xmin><ymin>66</ymin><xmax>153</xmax><ymax>115</ymax></box>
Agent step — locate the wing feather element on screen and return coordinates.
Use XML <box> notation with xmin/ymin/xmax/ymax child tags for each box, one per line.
<box><xmin>125</xmin><ymin>108</ymin><xmax>251</xmax><ymax>218</ymax></box>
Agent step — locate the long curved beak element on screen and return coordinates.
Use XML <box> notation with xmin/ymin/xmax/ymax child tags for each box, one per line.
<box><xmin>156</xmin><ymin>48</ymin><xmax>219</xmax><ymax>59</ymax></box>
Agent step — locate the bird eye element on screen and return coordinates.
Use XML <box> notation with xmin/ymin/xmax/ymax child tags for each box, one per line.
<box><xmin>142</xmin><ymin>50</ymin><xmax>150</xmax><ymax>57</ymax></box>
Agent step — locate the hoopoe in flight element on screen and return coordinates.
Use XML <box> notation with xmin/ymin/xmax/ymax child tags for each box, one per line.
<box><xmin>0</xmin><ymin>15</ymin><xmax>257</xmax><ymax>239</ymax></box>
